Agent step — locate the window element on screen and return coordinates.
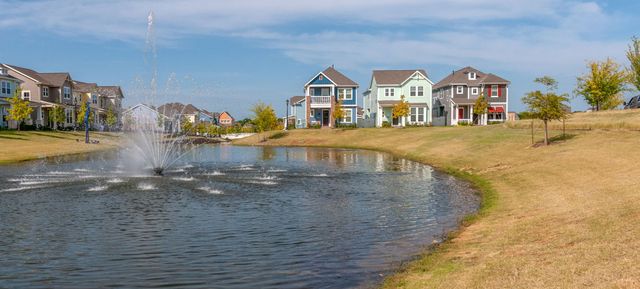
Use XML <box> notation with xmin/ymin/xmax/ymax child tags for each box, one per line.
<box><xmin>63</xmin><ymin>86</ymin><xmax>71</xmax><ymax>99</ymax></box>
<box><xmin>410</xmin><ymin>107</ymin><xmax>426</xmax><ymax>123</ymax></box>
<box><xmin>297</xmin><ymin>119</ymin><xmax>302</xmax><ymax>125</ymax></box>
<box><xmin>410</xmin><ymin>86</ymin><xmax>416</xmax><ymax>96</ymax></box>
<box><xmin>469</xmin><ymin>72</ymin><xmax>476</xmax><ymax>80</ymax></box>
<box><xmin>92</xmin><ymin>94</ymin><xmax>98</xmax><ymax>104</ymax></box>
<box><xmin>22</xmin><ymin>90</ymin><xmax>31</xmax><ymax>100</ymax></box>
<box><xmin>65</xmin><ymin>109</ymin><xmax>73</xmax><ymax>124</ymax></box>
<box><xmin>1</xmin><ymin>81</ymin><xmax>7</xmax><ymax>94</ymax></box>
<box><xmin>418</xmin><ymin>86</ymin><xmax>424</xmax><ymax>96</ymax></box>
<box><xmin>385</xmin><ymin>88</ymin><xmax>394</xmax><ymax>97</ymax></box>
<box><xmin>491</xmin><ymin>85</ymin><xmax>499</xmax><ymax>97</ymax></box>
<box><xmin>318</xmin><ymin>75</ymin><xmax>323</xmax><ymax>81</ymax></box>
<box><xmin>338</xmin><ymin>88</ymin><xmax>352</xmax><ymax>100</ymax></box>
<box><xmin>341</xmin><ymin>108</ymin><xmax>352</xmax><ymax>123</ymax></box>
<box><xmin>471</xmin><ymin>87</ymin><xmax>479</xmax><ymax>95</ymax></box>
<box><xmin>43</xmin><ymin>87</ymin><xmax>49</xmax><ymax>97</ymax></box>
<box><xmin>456</xmin><ymin>86</ymin><xmax>463</xmax><ymax>94</ymax></box>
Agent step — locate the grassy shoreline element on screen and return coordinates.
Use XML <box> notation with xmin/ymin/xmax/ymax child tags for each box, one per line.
<box><xmin>235</xmin><ymin>114</ymin><xmax>640</xmax><ymax>288</ymax></box>
<box><xmin>0</xmin><ymin>131</ymin><xmax>120</xmax><ymax>164</ymax></box>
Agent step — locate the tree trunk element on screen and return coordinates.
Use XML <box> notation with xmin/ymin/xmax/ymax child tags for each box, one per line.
<box><xmin>531</xmin><ymin>119</ymin><xmax>534</xmax><ymax>145</ymax></box>
<box><xmin>543</xmin><ymin>119</ymin><xmax>549</xmax><ymax>146</ymax></box>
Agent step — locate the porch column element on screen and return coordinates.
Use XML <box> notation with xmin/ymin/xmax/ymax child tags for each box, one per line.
<box><xmin>305</xmin><ymin>95</ymin><xmax>310</xmax><ymax>128</ymax></box>
<box><xmin>329</xmin><ymin>96</ymin><xmax>335</xmax><ymax>128</ymax></box>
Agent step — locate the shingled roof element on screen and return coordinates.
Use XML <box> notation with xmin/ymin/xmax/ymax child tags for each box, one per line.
<box><xmin>39</xmin><ymin>73</ymin><xmax>71</xmax><ymax>87</ymax></box>
<box><xmin>321</xmin><ymin>66</ymin><xmax>358</xmax><ymax>86</ymax></box>
<box><xmin>433</xmin><ymin>66</ymin><xmax>509</xmax><ymax>90</ymax></box>
<box><xmin>97</xmin><ymin>86</ymin><xmax>124</xmax><ymax>98</ymax></box>
<box><xmin>290</xmin><ymin>96</ymin><xmax>305</xmax><ymax>104</ymax></box>
<box><xmin>73</xmin><ymin>81</ymin><xmax>98</xmax><ymax>93</ymax></box>
<box><xmin>372</xmin><ymin>69</ymin><xmax>428</xmax><ymax>85</ymax></box>
<box><xmin>157</xmin><ymin>102</ymin><xmax>202</xmax><ymax>117</ymax></box>
<box><xmin>2</xmin><ymin>64</ymin><xmax>51</xmax><ymax>84</ymax></box>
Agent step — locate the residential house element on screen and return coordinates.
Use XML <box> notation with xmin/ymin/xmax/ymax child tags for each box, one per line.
<box><xmin>0</xmin><ymin>66</ymin><xmax>23</xmax><ymax>128</ymax></box>
<box><xmin>73</xmin><ymin>81</ymin><xmax>99</xmax><ymax>127</ymax></box>
<box><xmin>218</xmin><ymin>111</ymin><xmax>234</xmax><ymax>127</ymax></box>
<box><xmin>97</xmin><ymin>86</ymin><xmax>125</xmax><ymax>128</ymax></box>
<box><xmin>302</xmin><ymin>66</ymin><xmax>358</xmax><ymax>128</ymax></box>
<box><xmin>1</xmin><ymin>64</ymin><xmax>75</xmax><ymax>129</ymax></box>
<box><xmin>288</xmin><ymin>95</ymin><xmax>306</xmax><ymax>128</ymax></box>
<box><xmin>362</xmin><ymin>69</ymin><xmax>433</xmax><ymax>127</ymax></box>
<box><xmin>432</xmin><ymin>66</ymin><xmax>510</xmax><ymax>126</ymax></box>
<box><xmin>122</xmin><ymin>103</ymin><xmax>170</xmax><ymax>132</ymax></box>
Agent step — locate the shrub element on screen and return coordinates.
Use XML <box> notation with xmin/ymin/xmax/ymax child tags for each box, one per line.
<box><xmin>337</xmin><ymin>123</ymin><xmax>357</xmax><ymax>129</ymax></box>
<box><xmin>458</xmin><ymin>121</ymin><xmax>472</xmax><ymax>126</ymax></box>
<box><xmin>268</xmin><ymin>131</ymin><xmax>288</xmax><ymax>139</ymax></box>
<box><xmin>310</xmin><ymin>123</ymin><xmax>322</xmax><ymax>129</ymax></box>
<box><xmin>381</xmin><ymin>121</ymin><xmax>391</xmax><ymax>128</ymax></box>
<box><xmin>488</xmin><ymin>121</ymin><xmax>503</xmax><ymax>125</ymax></box>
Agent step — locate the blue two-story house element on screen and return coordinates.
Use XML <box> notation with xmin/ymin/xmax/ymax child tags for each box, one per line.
<box><xmin>290</xmin><ymin>66</ymin><xmax>358</xmax><ymax>128</ymax></box>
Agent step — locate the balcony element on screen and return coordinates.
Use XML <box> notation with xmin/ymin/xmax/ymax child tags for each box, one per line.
<box><xmin>310</xmin><ymin>96</ymin><xmax>332</xmax><ymax>107</ymax></box>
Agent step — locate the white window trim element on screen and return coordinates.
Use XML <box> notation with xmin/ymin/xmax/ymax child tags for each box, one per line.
<box><xmin>42</xmin><ymin>86</ymin><xmax>49</xmax><ymax>98</ymax></box>
<box><xmin>385</xmin><ymin>88</ymin><xmax>395</xmax><ymax>97</ymax></box>
<box><xmin>338</xmin><ymin>88</ymin><xmax>353</xmax><ymax>100</ymax></box>
<box><xmin>417</xmin><ymin>86</ymin><xmax>424</xmax><ymax>97</ymax></box>
<box><xmin>491</xmin><ymin>85</ymin><xmax>499</xmax><ymax>98</ymax></box>
<box><xmin>410</xmin><ymin>86</ymin><xmax>416</xmax><ymax>97</ymax></box>
<box><xmin>22</xmin><ymin>90</ymin><xmax>31</xmax><ymax>100</ymax></box>
<box><xmin>469</xmin><ymin>72</ymin><xmax>476</xmax><ymax>80</ymax></box>
<box><xmin>63</xmin><ymin>86</ymin><xmax>71</xmax><ymax>99</ymax></box>
<box><xmin>341</xmin><ymin>108</ymin><xmax>353</xmax><ymax>123</ymax></box>
<box><xmin>456</xmin><ymin>86</ymin><xmax>463</xmax><ymax>94</ymax></box>
<box><xmin>471</xmin><ymin>87</ymin><xmax>479</xmax><ymax>95</ymax></box>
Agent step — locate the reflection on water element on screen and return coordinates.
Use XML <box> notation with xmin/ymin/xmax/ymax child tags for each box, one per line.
<box><xmin>0</xmin><ymin>145</ymin><xmax>479</xmax><ymax>289</ymax></box>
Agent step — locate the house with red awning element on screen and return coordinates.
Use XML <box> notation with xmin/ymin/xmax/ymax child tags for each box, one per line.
<box><xmin>431</xmin><ymin>66</ymin><xmax>510</xmax><ymax>126</ymax></box>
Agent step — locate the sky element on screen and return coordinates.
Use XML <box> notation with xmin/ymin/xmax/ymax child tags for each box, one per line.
<box><xmin>1</xmin><ymin>0</ymin><xmax>639</xmax><ymax>119</ymax></box>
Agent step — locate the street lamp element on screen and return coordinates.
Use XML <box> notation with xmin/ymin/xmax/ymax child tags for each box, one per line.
<box><xmin>285</xmin><ymin>99</ymin><xmax>289</xmax><ymax>130</ymax></box>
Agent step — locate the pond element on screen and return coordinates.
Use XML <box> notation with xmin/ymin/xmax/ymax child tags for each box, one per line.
<box><xmin>0</xmin><ymin>145</ymin><xmax>479</xmax><ymax>288</ymax></box>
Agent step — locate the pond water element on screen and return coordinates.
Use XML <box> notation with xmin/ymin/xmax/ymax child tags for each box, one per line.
<box><xmin>0</xmin><ymin>145</ymin><xmax>479</xmax><ymax>288</ymax></box>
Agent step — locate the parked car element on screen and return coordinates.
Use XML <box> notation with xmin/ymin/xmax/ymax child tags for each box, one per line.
<box><xmin>624</xmin><ymin>95</ymin><xmax>640</xmax><ymax>109</ymax></box>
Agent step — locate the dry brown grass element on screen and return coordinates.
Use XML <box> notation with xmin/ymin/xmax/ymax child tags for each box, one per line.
<box><xmin>0</xmin><ymin>130</ymin><xmax>120</xmax><ymax>164</ymax></box>
<box><xmin>236</xmin><ymin>122</ymin><xmax>640</xmax><ymax>288</ymax></box>
<box><xmin>507</xmin><ymin>109</ymin><xmax>640</xmax><ymax>131</ymax></box>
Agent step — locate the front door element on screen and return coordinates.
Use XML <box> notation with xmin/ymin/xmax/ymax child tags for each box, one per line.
<box><xmin>392</xmin><ymin>117</ymin><xmax>399</xmax><ymax>126</ymax></box>
<box><xmin>322</xmin><ymin>109</ymin><xmax>330</xmax><ymax>126</ymax></box>
<box><xmin>458</xmin><ymin>107</ymin><xmax>464</xmax><ymax>119</ymax></box>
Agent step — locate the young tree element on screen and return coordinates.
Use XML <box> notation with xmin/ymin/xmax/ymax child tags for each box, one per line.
<box><xmin>7</xmin><ymin>88</ymin><xmax>33</xmax><ymax>131</ymax></box>
<box><xmin>251</xmin><ymin>102</ymin><xmax>278</xmax><ymax>132</ymax></box>
<box><xmin>575</xmin><ymin>58</ymin><xmax>627</xmax><ymax>111</ymax></box>
<box><xmin>473</xmin><ymin>93</ymin><xmax>489</xmax><ymax>125</ymax></box>
<box><xmin>391</xmin><ymin>95</ymin><xmax>410</xmax><ymax>125</ymax></box>
<box><xmin>180</xmin><ymin>117</ymin><xmax>194</xmax><ymax>135</ymax></box>
<box><xmin>77</xmin><ymin>101</ymin><xmax>94</xmax><ymax>128</ymax></box>
<box><xmin>332</xmin><ymin>99</ymin><xmax>345</xmax><ymax>127</ymax></box>
<box><xmin>627</xmin><ymin>36</ymin><xmax>640</xmax><ymax>92</ymax></box>
<box><xmin>49</xmin><ymin>105</ymin><xmax>66</xmax><ymax>130</ymax></box>
<box><xmin>105</xmin><ymin>106</ymin><xmax>117</xmax><ymax>130</ymax></box>
<box><xmin>522</xmin><ymin>76</ymin><xmax>570</xmax><ymax>146</ymax></box>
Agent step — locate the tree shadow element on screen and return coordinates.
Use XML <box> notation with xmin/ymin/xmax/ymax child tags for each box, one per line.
<box><xmin>532</xmin><ymin>133</ymin><xmax>577</xmax><ymax>147</ymax></box>
<box><xmin>29</xmin><ymin>132</ymin><xmax>70</xmax><ymax>139</ymax></box>
<box><xmin>0</xmin><ymin>134</ymin><xmax>28</xmax><ymax>140</ymax></box>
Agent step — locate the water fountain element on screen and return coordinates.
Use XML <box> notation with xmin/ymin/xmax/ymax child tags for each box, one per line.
<box><xmin>125</xmin><ymin>11</ymin><xmax>196</xmax><ymax>175</ymax></box>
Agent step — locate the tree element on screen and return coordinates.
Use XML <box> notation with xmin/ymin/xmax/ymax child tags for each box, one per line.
<box><xmin>251</xmin><ymin>102</ymin><xmax>278</xmax><ymax>132</ymax></box>
<box><xmin>49</xmin><ymin>105</ymin><xmax>66</xmax><ymax>130</ymax></box>
<box><xmin>7</xmin><ymin>88</ymin><xmax>33</xmax><ymax>131</ymax></box>
<box><xmin>180</xmin><ymin>117</ymin><xmax>194</xmax><ymax>135</ymax></box>
<box><xmin>332</xmin><ymin>99</ymin><xmax>345</xmax><ymax>127</ymax></box>
<box><xmin>473</xmin><ymin>93</ymin><xmax>489</xmax><ymax>125</ymax></box>
<box><xmin>77</xmin><ymin>101</ymin><xmax>94</xmax><ymax>129</ymax></box>
<box><xmin>522</xmin><ymin>76</ymin><xmax>570</xmax><ymax>146</ymax></box>
<box><xmin>627</xmin><ymin>36</ymin><xmax>640</xmax><ymax>92</ymax></box>
<box><xmin>391</xmin><ymin>95</ymin><xmax>410</xmax><ymax>125</ymax></box>
<box><xmin>237</xmin><ymin>118</ymin><xmax>253</xmax><ymax>126</ymax></box>
<box><xmin>105</xmin><ymin>106</ymin><xmax>117</xmax><ymax>130</ymax></box>
<box><xmin>575</xmin><ymin>58</ymin><xmax>627</xmax><ymax>111</ymax></box>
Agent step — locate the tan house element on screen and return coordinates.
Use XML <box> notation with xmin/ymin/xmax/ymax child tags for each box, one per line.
<box><xmin>0</xmin><ymin>67</ymin><xmax>23</xmax><ymax>128</ymax></box>
<box><xmin>218</xmin><ymin>111</ymin><xmax>234</xmax><ymax>126</ymax></box>
<box><xmin>1</xmin><ymin>64</ymin><xmax>75</xmax><ymax>128</ymax></box>
<box><xmin>97</xmin><ymin>86</ymin><xmax>124</xmax><ymax>127</ymax></box>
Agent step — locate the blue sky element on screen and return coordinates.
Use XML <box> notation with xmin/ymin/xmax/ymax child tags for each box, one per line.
<box><xmin>1</xmin><ymin>0</ymin><xmax>638</xmax><ymax>118</ymax></box>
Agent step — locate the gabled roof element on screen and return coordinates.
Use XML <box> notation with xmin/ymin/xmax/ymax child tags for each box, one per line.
<box><xmin>290</xmin><ymin>96</ymin><xmax>305</xmax><ymax>104</ymax></box>
<box><xmin>0</xmin><ymin>73</ymin><xmax>22</xmax><ymax>82</ymax></box>
<box><xmin>433</xmin><ymin>66</ymin><xmax>510</xmax><ymax>90</ymax></box>
<box><xmin>305</xmin><ymin>66</ymin><xmax>359</xmax><ymax>87</ymax></box>
<box><xmin>321</xmin><ymin>66</ymin><xmax>358</xmax><ymax>86</ymax></box>
<box><xmin>73</xmin><ymin>81</ymin><xmax>98</xmax><ymax>93</ymax></box>
<box><xmin>157</xmin><ymin>102</ymin><xmax>202</xmax><ymax>117</ymax></box>
<box><xmin>97</xmin><ymin>86</ymin><xmax>124</xmax><ymax>98</ymax></box>
<box><xmin>219</xmin><ymin>111</ymin><xmax>234</xmax><ymax>120</ymax></box>
<box><xmin>372</xmin><ymin>69</ymin><xmax>428</xmax><ymax>86</ymax></box>
<box><xmin>39</xmin><ymin>73</ymin><xmax>71</xmax><ymax>87</ymax></box>
<box><xmin>2</xmin><ymin>64</ymin><xmax>51</xmax><ymax>84</ymax></box>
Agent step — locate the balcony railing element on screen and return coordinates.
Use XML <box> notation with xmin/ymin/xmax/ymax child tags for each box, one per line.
<box><xmin>310</xmin><ymin>96</ymin><xmax>332</xmax><ymax>106</ymax></box>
